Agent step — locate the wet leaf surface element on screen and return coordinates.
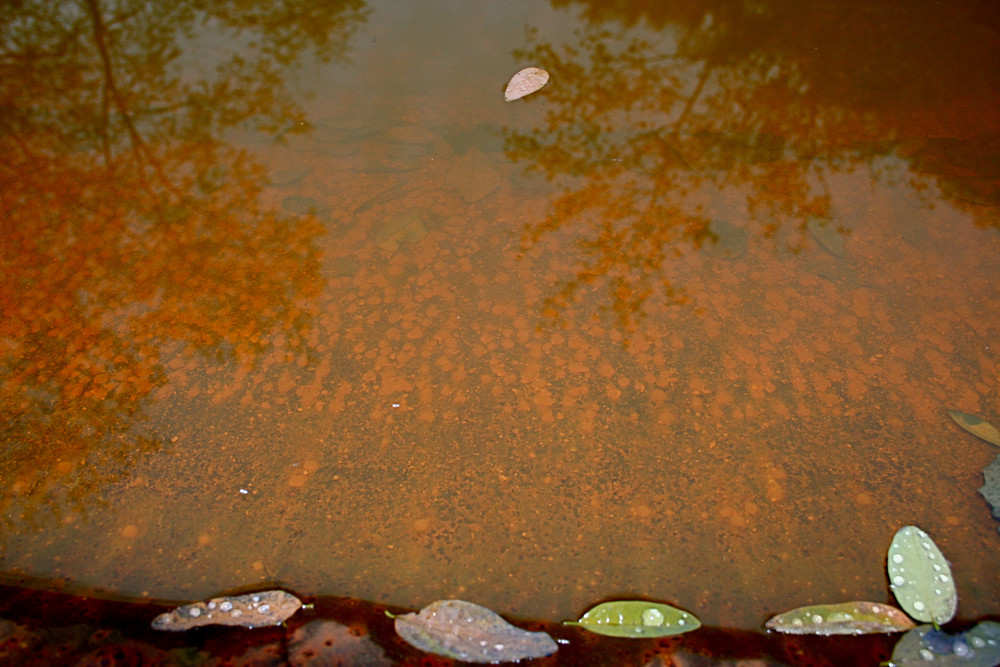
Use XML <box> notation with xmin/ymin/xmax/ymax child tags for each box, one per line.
<box><xmin>390</xmin><ymin>599</ymin><xmax>558</xmax><ymax>663</ymax></box>
<box><xmin>765</xmin><ymin>601</ymin><xmax>915</xmax><ymax>635</ymax></box>
<box><xmin>888</xmin><ymin>622</ymin><xmax>1000</xmax><ymax>667</ymax></box>
<box><xmin>565</xmin><ymin>600</ymin><xmax>700</xmax><ymax>638</ymax></box>
<box><xmin>887</xmin><ymin>526</ymin><xmax>957</xmax><ymax>625</ymax></box>
<box><xmin>504</xmin><ymin>67</ymin><xmax>550</xmax><ymax>102</ymax></box>
<box><xmin>151</xmin><ymin>590</ymin><xmax>303</xmax><ymax>631</ymax></box>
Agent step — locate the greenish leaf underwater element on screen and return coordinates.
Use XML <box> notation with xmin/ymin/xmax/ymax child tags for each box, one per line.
<box><xmin>888</xmin><ymin>621</ymin><xmax>1000</xmax><ymax>667</ymax></box>
<box><xmin>390</xmin><ymin>599</ymin><xmax>558</xmax><ymax>663</ymax></box>
<box><xmin>806</xmin><ymin>216</ymin><xmax>846</xmax><ymax>257</ymax></box>
<box><xmin>765</xmin><ymin>601</ymin><xmax>915</xmax><ymax>635</ymax></box>
<box><xmin>564</xmin><ymin>600</ymin><xmax>700</xmax><ymax>638</ymax></box>
<box><xmin>947</xmin><ymin>410</ymin><xmax>1000</xmax><ymax>448</ymax></box>
<box><xmin>887</xmin><ymin>526</ymin><xmax>957</xmax><ymax>625</ymax></box>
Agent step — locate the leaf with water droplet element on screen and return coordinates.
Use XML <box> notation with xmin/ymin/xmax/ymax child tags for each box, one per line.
<box><xmin>948</xmin><ymin>410</ymin><xmax>1000</xmax><ymax>448</ymax></box>
<box><xmin>151</xmin><ymin>590</ymin><xmax>303</xmax><ymax>631</ymax></box>
<box><xmin>388</xmin><ymin>600</ymin><xmax>557</xmax><ymax>663</ymax></box>
<box><xmin>564</xmin><ymin>601</ymin><xmax>700</xmax><ymax>638</ymax></box>
<box><xmin>765</xmin><ymin>601</ymin><xmax>916</xmax><ymax>635</ymax></box>
<box><xmin>504</xmin><ymin>67</ymin><xmax>549</xmax><ymax>102</ymax></box>
<box><xmin>887</xmin><ymin>526</ymin><xmax>957</xmax><ymax>625</ymax></box>
<box><xmin>887</xmin><ymin>621</ymin><xmax>1000</xmax><ymax>667</ymax></box>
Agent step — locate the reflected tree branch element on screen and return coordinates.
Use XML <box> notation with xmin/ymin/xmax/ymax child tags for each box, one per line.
<box><xmin>505</xmin><ymin>4</ymin><xmax>998</xmax><ymax>326</ymax></box>
<box><xmin>0</xmin><ymin>0</ymin><xmax>368</xmax><ymax>534</ymax></box>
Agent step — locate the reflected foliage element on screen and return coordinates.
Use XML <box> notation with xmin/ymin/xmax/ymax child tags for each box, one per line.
<box><xmin>507</xmin><ymin>1</ymin><xmax>1000</xmax><ymax>325</ymax></box>
<box><xmin>0</xmin><ymin>0</ymin><xmax>366</xmax><ymax>530</ymax></box>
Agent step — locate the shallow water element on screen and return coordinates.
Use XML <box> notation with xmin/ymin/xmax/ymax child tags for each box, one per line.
<box><xmin>2</xmin><ymin>0</ymin><xmax>999</xmax><ymax>630</ymax></box>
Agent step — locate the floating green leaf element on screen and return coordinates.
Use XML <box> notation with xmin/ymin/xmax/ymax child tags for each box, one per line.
<box><xmin>948</xmin><ymin>411</ymin><xmax>1000</xmax><ymax>448</ymax></box>
<box><xmin>564</xmin><ymin>601</ymin><xmax>700</xmax><ymax>638</ymax></box>
<box><xmin>887</xmin><ymin>526</ymin><xmax>957</xmax><ymax>625</ymax></box>
<box><xmin>765</xmin><ymin>601</ymin><xmax>916</xmax><ymax>635</ymax></box>
<box><xmin>388</xmin><ymin>600</ymin><xmax>557</xmax><ymax>663</ymax></box>
<box><xmin>887</xmin><ymin>622</ymin><xmax>1000</xmax><ymax>667</ymax></box>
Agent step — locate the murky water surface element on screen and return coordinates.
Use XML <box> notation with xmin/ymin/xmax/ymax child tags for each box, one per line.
<box><xmin>2</xmin><ymin>0</ymin><xmax>999</xmax><ymax>629</ymax></box>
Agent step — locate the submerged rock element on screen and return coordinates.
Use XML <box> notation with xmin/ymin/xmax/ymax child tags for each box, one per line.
<box><xmin>289</xmin><ymin>620</ymin><xmax>392</xmax><ymax>666</ymax></box>
<box><xmin>979</xmin><ymin>453</ymin><xmax>1000</xmax><ymax>522</ymax></box>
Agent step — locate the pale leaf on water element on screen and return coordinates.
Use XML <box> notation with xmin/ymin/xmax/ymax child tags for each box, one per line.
<box><xmin>504</xmin><ymin>67</ymin><xmax>549</xmax><ymax>102</ymax></box>
<box><xmin>390</xmin><ymin>599</ymin><xmax>558</xmax><ymax>663</ymax></box>
<box><xmin>151</xmin><ymin>590</ymin><xmax>303</xmax><ymax>631</ymax></box>
<box><xmin>887</xmin><ymin>526</ymin><xmax>957</xmax><ymax>625</ymax></box>
<box><xmin>765</xmin><ymin>601</ymin><xmax>915</xmax><ymax>635</ymax></box>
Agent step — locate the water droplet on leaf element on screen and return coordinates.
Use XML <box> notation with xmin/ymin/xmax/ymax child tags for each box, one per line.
<box><xmin>504</xmin><ymin>67</ymin><xmax>550</xmax><ymax>102</ymax></box>
<box><xmin>765</xmin><ymin>601</ymin><xmax>915</xmax><ymax>635</ymax></box>
<box><xmin>887</xmin><ymin>526</ymin><xmax>957</xmax><ymax>625</ymax></box>
<box><xmin>565</xmin><ymin>601</ymin><xmax>700</xmax><ymax>638</ymax></box>
<box><xmin>389</xmin><ymin>600</ymin><xmax>557</xmax><ymax>663</ymax></box>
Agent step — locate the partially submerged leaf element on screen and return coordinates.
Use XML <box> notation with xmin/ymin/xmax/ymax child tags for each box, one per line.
<box><xmin>887</xmin><ymin>526</ymin><xmax>957</xmax><ymax>625</ymax></box>
<box><xmin>564</xmin><ymin>601</ymin><xmax>700</xmax><ymax>638</ymax></box>
<box><xmin>948</xmin><ymin>411</ymin><xmax>1000</xmax><ymax>447</ymax></box>
<box><xmin>504</xmin><ymin>67</ymin><xmax>549</xmax><ymax>102</ymax></box>
<box><xmin>391</xmin><ymin>599</ymin><xmax>557</xmax><ymax>663</ymax></box>
<box><xmin>888</xmin><ymin>622</ymin><xmax>1000</xmax><ymax>667</ymax></box>
<box><xmin>765</xmin><ymin>601</ymin><xmax>916</xmax><ymax>635</ymax></box>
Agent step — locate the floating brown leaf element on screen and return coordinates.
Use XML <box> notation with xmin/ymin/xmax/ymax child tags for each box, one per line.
<box><xmin>948</xmin><ymin>410</ymin><xmax>1000</xmax><ymax>447</ymax></box>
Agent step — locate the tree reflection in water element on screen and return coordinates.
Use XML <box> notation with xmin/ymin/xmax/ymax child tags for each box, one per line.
<box><xmin>0</xmin><ymin>0</ymin><xmax>367</xmax><ymax>532</ymax></box>
<box><xmin>505</xmin><ymin>1</ymin><xmax>999</xmax><ymax>328</ymax></box>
